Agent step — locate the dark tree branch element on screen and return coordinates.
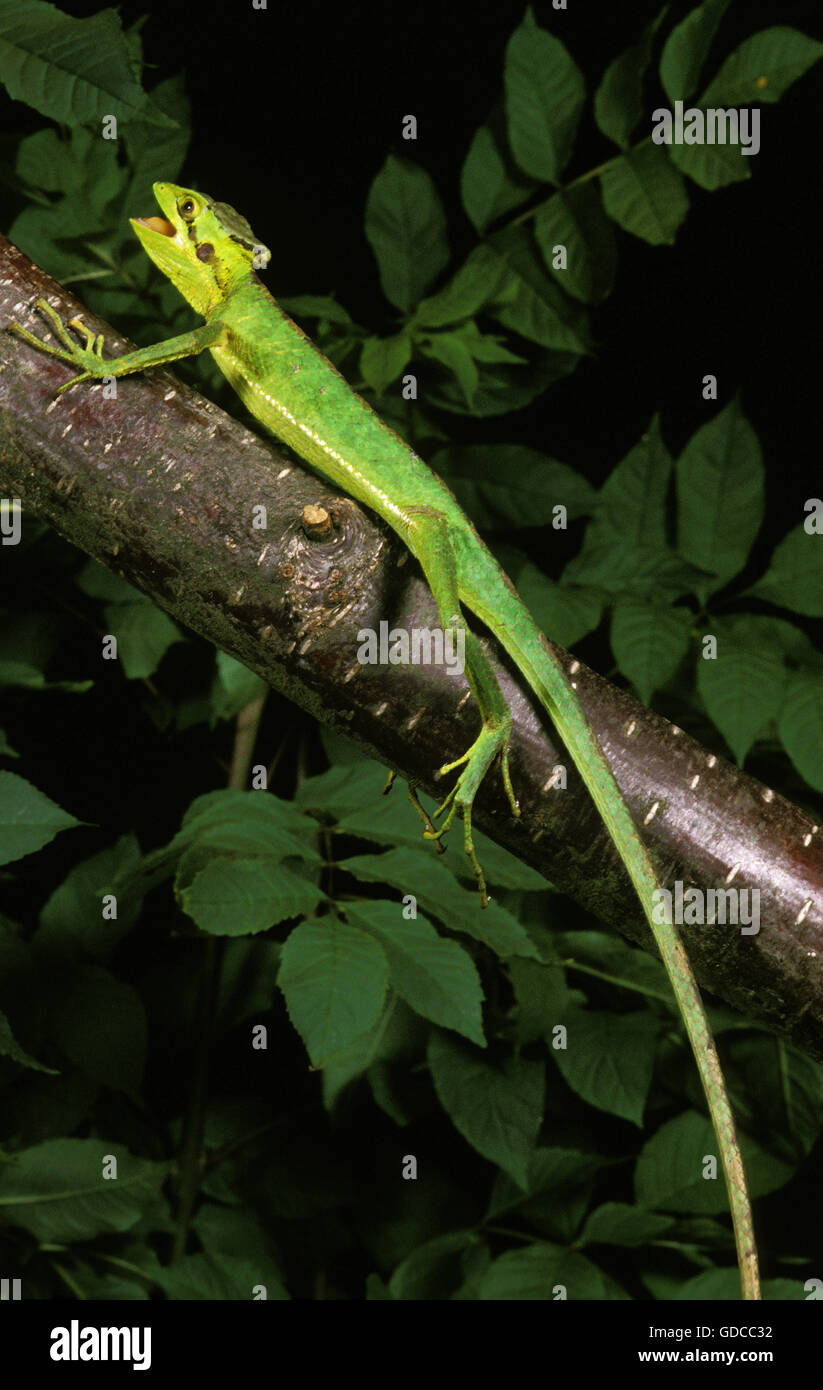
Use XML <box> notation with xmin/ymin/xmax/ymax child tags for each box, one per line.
<box><xmin>1</xmin><ymin>236</ymin><xmax>821</xmax><ymax>1058</ymax></box>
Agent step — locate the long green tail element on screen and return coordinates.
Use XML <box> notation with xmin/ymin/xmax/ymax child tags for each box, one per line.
<box><xmin>470</xmin><ymin>579</ymin><xmax>760</xmax><ymax>1300</ymax></box>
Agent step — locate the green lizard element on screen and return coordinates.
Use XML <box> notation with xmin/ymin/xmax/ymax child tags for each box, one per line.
<box><xmin>9</xmin><ymin>182</ymin><xmax>760</xmax><ymax>1299</ymax></box>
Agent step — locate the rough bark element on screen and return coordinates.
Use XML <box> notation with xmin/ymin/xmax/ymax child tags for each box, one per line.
<box><xmin>1</xmin><ymin>235</ymin><xmax>821</xmax><ymax>1058</ymax></box>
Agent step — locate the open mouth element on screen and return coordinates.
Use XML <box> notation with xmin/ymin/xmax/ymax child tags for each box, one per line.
<box><xmin>133</xmin><ymin>216</ymin><xmax>177</xmax><ymax>238</ymax></box>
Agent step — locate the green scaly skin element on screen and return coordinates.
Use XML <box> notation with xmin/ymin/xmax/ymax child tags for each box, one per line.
<box><xmin>8</xmin><ymin>182</ymin><xmax>760</xmax><ymax>1299</ymax></box>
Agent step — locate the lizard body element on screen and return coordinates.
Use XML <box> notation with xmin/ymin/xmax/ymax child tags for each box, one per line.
<box><xmin>8</xmin><ymin>182</ymin><xmax>760</xmax><ymax>1298</ymax></box>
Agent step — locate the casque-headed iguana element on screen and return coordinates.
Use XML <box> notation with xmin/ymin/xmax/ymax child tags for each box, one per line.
<box><xmin>7</xmin><ymin>182</ymin><xmax>760</xmax><ymax>1299</ymax></box>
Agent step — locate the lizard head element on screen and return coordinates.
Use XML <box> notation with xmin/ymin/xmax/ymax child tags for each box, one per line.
<box><xmin>131</xmin><ymin>182</ymin><xmax>271</xmax><ymax>314</ymax></box>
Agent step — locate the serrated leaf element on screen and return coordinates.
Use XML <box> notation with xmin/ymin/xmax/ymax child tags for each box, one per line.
<box><xmin>477</xmin><ymin>1243</ymin><xmax>628</xmax><ymax>1299</ymax></box>
<box><xmin>676</xmin><ymin>400</ymin><xmax>764</xmax><ymax>581</ymax></box>
<box><xmin>432</xmin><ymin>444</ymin><xmax>595</xmax><ymax>530</ymax></box>
<box><xmin>746</xmin><ymin>524</ymin><xmax>823</xmax><ymax>617</ymax></box>
<box><xmin>428</xmin><ymin>1029</ymin><xmax>544</xmax><ymax>1187</ymax></box>
<box><xmin>697</xmin><ymin>627</ymin><xmax>785</xmax><ymax>764</ymax></box>
<box><xmin>578</xmin><ymin>1202</ymin><xmax>675</xmax><ymax>1247</ymax></box>
<box><xmin>600</xmin><ymin>143</ymin><xmax>689</xmax><ymax>245</ymax></box>
<box><xmin>365</xmin><ymin>154</ymin><xmax>449</xmax><ymax>313</ymax></box>
<box><xmin>0</xmin><ymin>770</ymin><xmax>83</xmax><ymax>866</ymax></box>
<box><xmin>102</xmin><ymin>598</ymin><xmax>183</xmax><ymax>679</ymax></box>
<box><xmin>153</xmin><ymin>1252</ymin><xmax>288</xmax><ymax>1301</ymax></box>
<box><xmin>504</xmin><ymin>13</ymin><xmax>585</xmax><ymax>184</ymax></box>
<box><xmin>460</xmin><ymin>125</ymin><xmax>533</xmax><ymax>233</ymax></box>
<box><xmin>338</xmin><ymin>848</ymin><xmax>541</xmax><ymax>961</ymax></box>
<box><xmin>53</xmin><ymin>964</ymin><xmax>147</xmax><ymax>1094</ymax></box>
<box><xmin>360</xmin><ymin>332</ymin><xmax>412</xmax><ymax>395</ymax></box>
<box><xmin>179</xmin><ymin>858</ymin><xmax>324</xmax><ymax>935</ymax></box>
<box><xmin>0</xmin><ymin>1138</ymin><xmax>169</xmax><ymax>1241</ymax></box>
<box><xmin>595</xmin><ymin>6</ymin><xmax>669</xmax><ymax>147</ymax></box>
<box><xmin>533</xmin><ymin>184</ymin><xmax>617</xmax><ymax>305</ymax></box>
<box><xmin>777</xmin><ymin>672</ymin><xmax>823</xmax><ymax>793</ymax></box>
<box><xmin>388</xmin><ymin>1230</ymin><xmax>475</xmax><ymax>1301</ymax></box>
<box><xmin>346</xmin><ymin>900</ymin><xmax>485</xmax><ymax>1045</ymax></box>
<box><xmin>210</xmin><ymin>651</ymin><xmax>267</xmax><ymax>724</ymax></box>
<box><xmin>668</xmin><ymin>137</ymin><xmax>751</xmax><ymax>191</ymax></box>
<box><xmin>563</xmin><ymin>416</ymin><xmax>683</xmax><ymax>596</ymax></box>
<box><xmin>37</xmin><ymin>834</ymin><xmax>142</xmax><ymax>960</ymax></box>
<box><xmin>700</xmin><ymin>25</ymin><xmax>823</xmax><ymax>106</ymax></box>
<box><xmin>659</xmin><ymin>0</ymin><xmax>733</xmax><ymax>101</ymax></box>
<box><xmin>0</xmin><ymin>0</ymin><xmax>177</xmax><ymax>128</ymax></box>
<box><xmin>636</xmin><ymin>1111</ymin><xmax>794</xmax><ymax>1213</ymax></box>
<box><xmin>552</xmin><ymin>1008</ymin><xmax>660</xmax><ymax>1126</ymax></box>
<box><xmin>495</xmin><ymin>553</ymin><xmax>605</xmax><ymax>647</ymax></box>
<box><xmin>419</xmin><ymin>330</ymin><xmax>479</xmax><ymax>406</ymax></box>
<box><xmin>487</xmin><ymin>227</ymin><xmax>590</xmax><ymax>353</ymax></box>
<box><xmin>414</xmin><ymin>245</ymin><xmax>509</xmax><ymax>327</ymax></box>
<box><xmin>611</xmin><ymin>598</ymin><xmax>692</xmax><ymax>703</ymax></box>
<box><xmin>278</xmin><ymin>918</ymin><xmax>389</xmax><ymax>1066</ymax></box>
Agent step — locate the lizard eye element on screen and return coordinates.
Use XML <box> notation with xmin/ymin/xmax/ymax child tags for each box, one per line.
<box><xmin>178</xmin><ymin>198</ymin><xmax>197</xmax><ymax>220</ymax></box>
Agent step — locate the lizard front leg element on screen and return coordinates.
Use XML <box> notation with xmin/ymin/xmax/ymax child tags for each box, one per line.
<box><xmin>7</xmin><ymin>297</ymin><xmax>225</xmax><ymax>393</ymax></box>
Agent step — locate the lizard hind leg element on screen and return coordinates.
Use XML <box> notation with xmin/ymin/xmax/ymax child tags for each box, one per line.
<box><xmin>403</xmin><ymin>507</ymin><xmax>520</xmax><ymax>906</ymax></box>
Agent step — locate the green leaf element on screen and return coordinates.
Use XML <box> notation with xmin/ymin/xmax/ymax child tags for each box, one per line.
<box><xmin>37</xmin><ymin>834</ymin><xmax>142</xmax><ymax>960</ymax></box>
<box><xmin>0</xmin><ymin>1008</ymin><xmax>58</xmax><ymax>1073</ymax></box>
<box><xmin>478</xmin><ymin>1243</ymin><xmax>628</xmax><ymax>1299</ymax></box>
<box><xmin>563</xmin><ymin>416</ymin><xmax>682</xmax><ymax>595</ymax></box>
<box><xmin>700</xmin><ymin>25</ymin><xmax>823</xmax><ymax>106</ymax></box>
<box><xmin>336</xmin><ymin>789</ymin><xmax>549</xmax><ymax>892</ymax></box>
<box><xmin>0</xmin><ymin>770</ymin><xmax>83</xmax><ymax>866</ymax></box>
<box><xmin>610</xmin><ymin>598</ymin><xmax>692</xmax><ymax>703</ymax></box>
<box><xmin>778</xmin><ymin>672</ymin><xmax>823</xmax><ymax>793</ymax></box>
<box><xmin>388</xmin><ymin>1230</ymin><xmax>476</xmax><ymax>1300</ymax></box>
<box><xmin>495</xmin><ymin>553</ymin><xmax>605</xmax><ymax>648</ymax></box>
<box><xmin>414</xmin><ymin>245</ymin><xmax>509</xmax><ymax>327</ymax></box>
<box><xmin>0</xmin><ymin>729</ymin><xmax>19</xmax><ymax>758</ymax></box>
<box><xmin>746</xmin><ymin>525</ymin><xmax>823</xmax><ymax>617</ymax></box>
<box><xmin>667</xmin><ymin>137</ymin><xmax>751</xmax><ymax>191</ymax></box>
<box><xmin>578</xmin><ymin>1202</ymin><xmax>675</xmax><ymax>1247</ymax></box>
<box><xmin>0</xmin><ymin>1139</ymin><xmax>169</xmax><ymax>1241</ymax></box>
<box><xmin>460</xmin><ymin>125</ymin><xmax>533</xmax><ymax>233</ymax></box>
<box><xmin>556</xmin><ymin>929</ymin><xmax>672</xmax><ymax>1004</ymax></box>
<box><xmin>697</xmin><ymin>620</ymin><xmax>786</xmax><ymax>764</ymax></box>
<box><xmin>126</xmin><ymin>789</ymin><xmax>322</xmax><ymax>896</ymax></box>
<box><xmin>0</xmin><ymin>0</ymin><xmax>177</xmax><ymax>128</ymax></box>
<box><xmin>419</xmin><ymin>330</ymin><xmax>479</xmax><ymax>406</ymax></box>
<box><xmin>595</xmin><ymin>6</ymin><xmax>669</xmax><ymax>147</ymax></box>
<box><xmin>278</xmin><ymin>918</ymin><xmax>389</xmax><ymax>1066</ymax></box>
<box><xmin>533</xmin><ymin>184</ymin><xmax>618</xmax><ymax>305</ymax></box>
<box><xmin>431</xmin><ymin>444</ymin><xmax>595</xmax><ymax>530</ymax></box>
<box><xmin>365</xmin><ymin>154</ymin><xmax>449</xmax><ymax>313</ymax></box>
<box><xmin>508</xmin><ymin>957</ymin><xmax>570</xmax><ymax>1046</ymax></box>
<box><xmin>487</xmin><ymin>227</ymin><xmax>590</xmax><ymax>354</ymax></box>
<box><xmin>636</xmin><ymin>1112</ymin><xmax>794</xmax><ymax>1213</ymax></box>
<box><xmin>504</xmin><ymin>11</ymin><xmax>585</xmax><ymax>184</ymax></box>
<box><xmin>676</xmin><ymin>400</ymin><xmax>764</xmax><ymax>582</ymax></box>
<box><xmin>153</xmin><ymin>1252</ymin><xmax>288</xmax><ymax>1301</ymax></box>
<box><xmin>346</xmin><ymin>900</ymin><xmax>485</xmax><ymax>1045</ymax></box>
<box><xmin>360</xmin><ymin>332</ymin><xmax>412</xmax><ymax>395</ymax></box>
<box><xmin>659</xmin><ymin>0</ymin><xmax>733</xmax><ymax>101</ymax></box>
<box><xmin>600</xmin><ymin>143</ymin><xmax>689</xmax><ymax>244</ymax></box>
<box><xmin>428</xmin><ymin>1029</ymin><xmax>544</xmax><ymax>1188</ymax></box>
<box><xmin>103</xmin><ymin>598</ymin><xmax>184</xmax><ymax>680</ymax></box>
<box><xmin>52</xmin><ymin>964</ymin><xmax>147</xmax><ymax>1094</ymax></box>
<box><xmin>179</xmin><ymin>858</ymin><xmax>324</xmax><ymax>936</ymax></box>
<box><xmin>277</xmin><ymin>294</ymin><xmax>353</xmax><ymax>327</ymax></box>
<box><xmin>427</xmin><ymin>350</ymin><xmax>575</xmax><ymax>418</ymax></box>
<box><xmin>210</xmin><ymin>652</ymin><xmax>267</xmax><ymax>724</ymax></box>
<box><xmin>339</xmin><ymin>848</ymin><xmax>541</xmax><ymax>961</ymax></box>
<box><xmin>552</xmin><ymin>1008</ymin><xmax>660</xmax><ymax>1126</ymax></box>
